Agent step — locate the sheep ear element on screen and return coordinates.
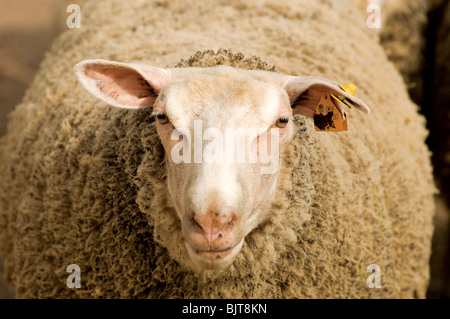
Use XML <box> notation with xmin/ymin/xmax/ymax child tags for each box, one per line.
<box><xmin>74</xmin><ymin>59</ymin><xmax>171</xmax><ymax>109</ymax></box>
<box><xmin>283</xmin><ymin>76</ymin><xmax>370</xmax><ymax>118</ymax></box>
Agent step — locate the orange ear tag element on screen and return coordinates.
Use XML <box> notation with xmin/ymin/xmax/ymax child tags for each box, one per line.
<box><xmin>314</xmin><ymin>91</ymin><xmax>348</xmax><ymax>132</ymax></box>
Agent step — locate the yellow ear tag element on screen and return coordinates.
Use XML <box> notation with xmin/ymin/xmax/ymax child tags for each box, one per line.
<box><xmin>314</xmin><ymin>91</ymin><xmax>348</xmax><ymax>132</ymax></box>
<box><xmin>330</xmin><ymin>82</ymin><xmax>357</xmax><ymax>110</ymax></box>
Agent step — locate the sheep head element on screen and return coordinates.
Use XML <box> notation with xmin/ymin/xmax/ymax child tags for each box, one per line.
<box><xmin>75</xmin><ymin>59</ymin><xmax>369</xmax><ymax>271</ymax></box>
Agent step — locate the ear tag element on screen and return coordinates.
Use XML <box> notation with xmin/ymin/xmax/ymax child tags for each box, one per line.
<box><xmin>314</xmin><ymin>91</ymin><xmax>348</xmax><ymax>132</ymax></box>
<box><xmin>330</xmin><ymin>82</ymin><xmax>357</xmax><ymax>110</ymax></box>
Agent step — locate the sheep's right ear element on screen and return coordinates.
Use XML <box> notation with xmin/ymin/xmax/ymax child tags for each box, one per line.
<box><xmin>283</xmin><ymin>76</ymin><xmax>370</xmax><ymax>118</ymax></box>
<box><xmin>74</xmin><ymin>59</ymin><xmax>171</xmax><ymax>109</ymax></box>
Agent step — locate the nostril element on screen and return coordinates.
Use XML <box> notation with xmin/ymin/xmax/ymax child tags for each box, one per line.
<box><xmin>227</xmin><ymin>214</ymin><xmax>238</xmax><ymax>227</ymax></box>
<box><xmin>188</xmin><ymin>211</ymin><xmax>238</xmax><ymax>241</ymax></box>
<box><xmin>190</xmin><ymin>213</ymin><xmax>205</xmax><ymax>235</ymax></box>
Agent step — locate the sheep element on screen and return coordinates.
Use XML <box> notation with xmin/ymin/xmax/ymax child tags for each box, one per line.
<box><xmin>378</xmin><ymin>0</ymin><xmax>437</xmax><ymax>94</ymax></box>
<box><xmin>0</xmin><ymin>0</ymin><xmax>435</xmax><ymax>298</ymax></box>
<box><xmin>376</xmin><ymin>0</ymin><xmax>450</xmax><ymax>298</ymax></box>
<box><xmin>430</xmin><ymin>0</ymin><xmax>450</xmax><ymax>214</ymax></box>
<box><xmin>428</xmin><ymin>0</ymin><xmax>450</xmax><ymax>298</ymax></box>
<box><xmin>369</xmin><ymin>0</ymin><xmax>445</xmax><ymax>106</ymax></box>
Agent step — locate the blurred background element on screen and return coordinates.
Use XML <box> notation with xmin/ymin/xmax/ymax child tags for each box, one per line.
<box><xmin>0</xmin><ymin>0</ymin><xmax>86</xmax><ymax>299</ymax></box>
<box><xmin>0</xmin><ymin>0</ymin><xmax>449</xmax><ymax>298</ymax></box>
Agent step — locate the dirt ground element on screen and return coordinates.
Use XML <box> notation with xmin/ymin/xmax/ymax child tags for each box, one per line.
<box><xmin>0</xmin><ymin>0</ymin><xmax>449</xmax><ymax>299</ymax></box>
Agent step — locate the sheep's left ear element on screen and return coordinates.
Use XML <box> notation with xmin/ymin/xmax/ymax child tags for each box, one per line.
<box><xmin>283</xmin><ymin>76</ymin><xmax>370</xmax><ymax>118</ymax></box>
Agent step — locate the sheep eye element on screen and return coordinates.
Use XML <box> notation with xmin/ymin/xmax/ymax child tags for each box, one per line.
<box><xmin>156</xmin><ymin>113</ymin><xmax>169</xmax><ymax>125</ymax></box>
<box><xmin>276</xmin><ymin>117</ymin><xmax>289</xmax><ymax>128</ymax></box>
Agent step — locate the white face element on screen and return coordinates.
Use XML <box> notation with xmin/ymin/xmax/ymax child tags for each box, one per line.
<box><xmin>75</xmin><ymin>60</ymin><xmax>369</xmax><ymax>271</ymax></box>
<box><xmin>154</xmin><ymin>68</ymin><xmax>295</xmax><ymax>269</ymax></box>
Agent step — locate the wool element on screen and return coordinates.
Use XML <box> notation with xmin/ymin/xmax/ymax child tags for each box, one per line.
<box><xmin>0</xmin><ymin>0</ymin><xmax>435</xmax><ymax>298</ymax></box>
<box><xmin>379</xmin><ymin>0</ymin><xmax>445</xmax><ymax>105</ymax></box>
<box><xmin>377</xmin><ymin>0</ymin><xmax>450</xmax><ymax>298</ymax></box>
<box><xmin>379</xmin><ymin>0</ymin><xmax>432</xmax><ymax>83</ymax></box>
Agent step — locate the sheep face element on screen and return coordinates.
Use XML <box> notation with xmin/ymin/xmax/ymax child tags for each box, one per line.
<box><xmin>155</xmin><ymin>70</ymin><xmax>295</xmax><ymax>269</ymax></box>
<box><xmin>75</xmin><ymin>60</ymin><xmax>370</xmax><ymax>271</ymax></box>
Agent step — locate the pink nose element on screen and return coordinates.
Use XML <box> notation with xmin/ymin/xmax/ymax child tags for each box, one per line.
<box><xmin>189</xmin><ymin>211</ymin><xmax>237</xmax><ymax>245</ymax></box>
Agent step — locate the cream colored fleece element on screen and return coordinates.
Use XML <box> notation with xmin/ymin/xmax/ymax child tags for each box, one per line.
<box><xmin>0</xmin><ymin>0</ymin><xmax>435</xmax><ymax>298</ymax></box>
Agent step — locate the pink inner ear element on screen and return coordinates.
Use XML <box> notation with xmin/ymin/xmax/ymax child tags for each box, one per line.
<box><xmin>290</xmin><ymin>89</ymin><xmax>324</xmax><ymax>118</ymax></box>
<box><xmin>85</xmin><ymin>65</ymin><xmax>157</xmax><ymax>107</ymax></box>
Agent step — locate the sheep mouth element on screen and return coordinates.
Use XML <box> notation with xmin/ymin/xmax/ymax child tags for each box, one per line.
<box><xmin>196</xmin><ymin>246</ymin><xmax>233</xmax><ymax>258</ymax></box>
<box><xmin>187</xmin><ymin>243</ymin><xmax>235</xmax><ymax>258</ymax></box>
<box><xmin>185</xmin><ymin>238</ymin><xmax>245</xmax><ymax>268</ymax></box>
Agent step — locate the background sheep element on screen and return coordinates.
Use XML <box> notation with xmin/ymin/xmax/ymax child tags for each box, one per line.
<box><xmin>428</xmin><ymin>0</ymin><xmax>450</xmax><ymax>298</ymax></box>
<box><xmin>377</xmin><ymin>0</ymin><xmax>443</xmax><ymax>104</ymax></box>
<box><xmin>376</xmin><ymin>0</ymin><xmax>450</xmax><ymax>298</ymax></box>
<box><xmin>0</xmin><ymin>0</ymin><xmax>437</xmax><ymax>298</ymax></box>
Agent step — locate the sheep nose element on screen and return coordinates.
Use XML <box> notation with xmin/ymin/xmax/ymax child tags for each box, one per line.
<box><xmin>189</xmin><ymin>211</ymin><xmax>237</xmax><ymax>244</ymax></box>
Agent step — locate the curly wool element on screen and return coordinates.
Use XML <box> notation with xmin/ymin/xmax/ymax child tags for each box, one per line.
<box><xmin>175</xmin><ymin>48</ymin><xmax>278</xmax><ymax>72</ymax></box>
<box><xmin>0</xmin><ymin>0</ymin><xmax>435</xmax><ymax>298</ymax></box>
